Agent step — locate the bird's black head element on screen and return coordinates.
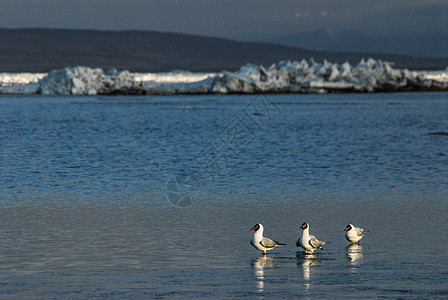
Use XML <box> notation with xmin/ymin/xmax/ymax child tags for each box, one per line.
<box><xmin>300</xmin><ymin>223</ymin><xmax>308</xmax><ymax>230</ymax></box>
<box><xmin>250</xmin><ymin>224</ymin><xmax>261</xmax><ymax>231</ymax></box>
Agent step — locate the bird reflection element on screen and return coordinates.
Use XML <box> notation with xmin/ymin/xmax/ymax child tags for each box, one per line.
<box><xmin>251</xmin><ymin>256</ymin><xmax>275</xmax><ymax>293</ymax></box>
<box><xmin>346</xmin><ymin>244</ymin><xmax>363</xmax><ymax>269</ymax></box>
<box><xmin>296</xmin><ymin>252</ymin><xmax>322</xmax><ymax>288</ymax></box>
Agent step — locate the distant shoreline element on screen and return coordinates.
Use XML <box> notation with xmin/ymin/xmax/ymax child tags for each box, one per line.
<box><xmin>2</xmin><ymin>59</ymin><xmax>447</xmax><ymax>95</ymax></box>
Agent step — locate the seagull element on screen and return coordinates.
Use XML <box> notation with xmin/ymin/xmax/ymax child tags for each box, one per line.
<box><xmin>250</xmin><ymin>223</ymin><xmax>285</xmax><ymax>256</ymax></box>
<box><xmin>344</xmin><ymin>224</ymin><xmax>366</xmax><ymax>245</ymax></box>
<box><xmin>296</xmin><ymin>223</ymin><xmax>327</xmax><ymax>253</ymax></box>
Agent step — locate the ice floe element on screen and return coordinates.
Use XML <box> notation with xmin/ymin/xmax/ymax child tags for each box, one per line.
<box><xmin>38</xmin><ymin>67</ymin><xmax>136</xmax><ymax>95</ymax></box>
<box><xmin>1</xmin><ymin>58</ymin><xmax>447</xmax><ymax>95</ymax></box>
<box><xmin>212</xmin><ymin>59</ymin><xmax>448</xmax><ymax>93</ymax></box>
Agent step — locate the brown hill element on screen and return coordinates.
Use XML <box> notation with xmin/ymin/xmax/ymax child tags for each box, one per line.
<box><xmin>0</xmin><ymin>28</ymin><xmax>446</xmax><ymax>72</ymax></box>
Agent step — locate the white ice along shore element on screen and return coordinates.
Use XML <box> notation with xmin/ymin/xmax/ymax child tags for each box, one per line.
<box><xmin>1</xmin><ymin>58</ymin><xmax>447</xmax><ymax>95</ymax></box>
<box><xmin>0</xmin><ymin>72</ymin><xmax>46</xmax><ymax>94</ymax></box>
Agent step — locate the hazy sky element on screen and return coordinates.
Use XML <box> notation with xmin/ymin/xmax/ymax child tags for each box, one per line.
<box><xmin>1</xmin><ymin>0</ymin><xmax>447</xmax><ymax>40</ymax></box>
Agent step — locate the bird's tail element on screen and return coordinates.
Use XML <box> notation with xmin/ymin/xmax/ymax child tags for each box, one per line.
<box><xmin>277</xmin><ymin>242</ymin><xmax>287</xmax><ymax>245</ymax></box>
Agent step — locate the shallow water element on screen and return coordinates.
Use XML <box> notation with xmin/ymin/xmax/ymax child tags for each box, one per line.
<box><xmin>1</xmin><ymin>93</ymin><xmax>447</xmax><ymax>298</ymax></box>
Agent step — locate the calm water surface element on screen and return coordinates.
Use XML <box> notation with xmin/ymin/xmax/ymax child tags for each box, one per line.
<box><xmin>1</xmin><ymin>93</ymin><xmax>447</xmax><ymax>298</ymax></box>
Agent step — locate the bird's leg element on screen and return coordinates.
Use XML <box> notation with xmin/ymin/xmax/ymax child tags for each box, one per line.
<box><xmin>358</xmin><ymin>241</ymin><xmax>360</xmax><ymax>245</ymax></box>
<box><xmin>263</xmin><ymin>251</ymin><xmax>266</xmax><ymax>257</ymax></box>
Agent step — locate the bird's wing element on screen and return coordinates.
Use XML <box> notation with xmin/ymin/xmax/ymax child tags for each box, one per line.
<box><xmin>260</xmin><ymin>237</ymin><xmax>278</xmax><ymax>249</ymax></box>
<box><xmin>274</xmin><ymin>239</ymin><xmax>286</xmax><ymax>245</ymax></box>
<box><xmin>296</xmin><ymin>238</ymin><xmax>301</xmax><ymax>247</ymax></box>
<box><xmin>355</xmin><ymin>227</ymin><xmax>365</xmax><ymax>236</ymax></box>
<box><xmin>309</xmin><ymin>235</ymin><xmax>326</xmax><ymax>249</ymax></box>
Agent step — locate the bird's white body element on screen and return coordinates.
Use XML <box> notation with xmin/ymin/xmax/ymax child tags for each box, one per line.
<box><xmin>250</xmin><ymin>223</ymin><xmax>284</xmax><ymax>256</ymax></box>
<box><xmin>296</xmin><ymin>223</ymin><xmax>326</xmax><ymax>252</ymax></box>
<box><xmin>344</xmin><ymin>224</ymin><xmax>366</xmax><ymax>244</ymax></box>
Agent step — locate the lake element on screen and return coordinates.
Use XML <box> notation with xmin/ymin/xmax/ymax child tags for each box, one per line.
<box><xmin>1</xmin><ymin>93</ymin><xmax>447</xmax><ymax>298</ymax></box>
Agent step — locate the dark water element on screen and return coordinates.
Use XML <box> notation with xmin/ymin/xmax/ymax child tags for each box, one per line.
<box><xmin>1</xmin><ymin>93</ymin><xmax>447</xmax><ymax>298</ymax></box>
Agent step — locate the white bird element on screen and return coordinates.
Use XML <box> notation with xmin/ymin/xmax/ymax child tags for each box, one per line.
<box><xmin>250</xmin><ymin>223</ymin><xmax>285</xmax><ymax>256</ymax></box>
<box><xmin>296</xmin><ymin>222</ymin><xmax>327</xmax><ymax>253</ymax></box>
<box><xmin>344</xmin><ymin>224</ymin><xmax>366</xmax><ymax>244</ymax></box>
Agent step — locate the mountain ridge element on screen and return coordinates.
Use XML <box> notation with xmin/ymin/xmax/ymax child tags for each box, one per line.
<box><xmin>0</xmin><ymin>28</ymin><xmax>446</xmax><ymax>72</ymax></box>
<box><xmin>264</xmin><ymin>29</ymin><xmax>448</xmax><ymax>58</ymax></box>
